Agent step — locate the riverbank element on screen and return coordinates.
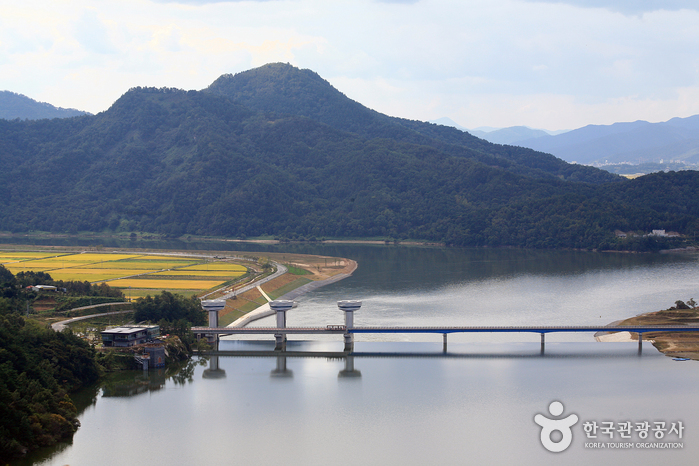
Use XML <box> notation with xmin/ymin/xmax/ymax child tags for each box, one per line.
<box><xmin>0</xmin><ymin>232</ymin><xmax>445</xmax><ymax>247</ymax></box>
<box><xmin>219</xmin><ymin>257</ymin><xmax>357</xmax><ymax>327</ymax></box>
<box><xmin>598</xmin><ymin>303</ymin><xmax>699</xmax><ymax>359</ymax></box>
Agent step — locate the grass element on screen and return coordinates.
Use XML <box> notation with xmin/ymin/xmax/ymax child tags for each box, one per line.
<box><xmin>218</xmin><ymin>309</ymin><xmax>247</xmax><ymax>327</ymax></box>
<box><xmin>267</xmin><ymin>277</ymin><xmax>312</xmax><ymax>299</ymax></box>
<box><xmin>285</xmin><ymin>265</ymin><xmax>311</xmax><ymax>275</ymax></box>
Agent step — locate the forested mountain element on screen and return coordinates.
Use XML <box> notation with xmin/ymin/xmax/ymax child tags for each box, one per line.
<box><xmin>0</xmin><ymin>63</ymin><xmax>698</xmax><ymax>250</ymax></box>
<box><xmin>0</xmin><ymin>91</ymin><xmax>89</xmax><ymax>120</ymax></box>
<box><xmin>206</xmin><ymin>64</ymin><xmax>616</xmax><ymax>184</ymax></box>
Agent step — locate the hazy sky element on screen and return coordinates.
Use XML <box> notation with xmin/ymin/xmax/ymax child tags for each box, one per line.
<box><xmin>2</xmin><ymin>0</ymin><xmax>699</xmax><ymax>130</ymax></box>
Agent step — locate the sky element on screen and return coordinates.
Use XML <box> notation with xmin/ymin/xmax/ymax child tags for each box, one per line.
<box><xmin>2</xmin><ymin>0</ymin><xmax>699</xmax><ymax>131</ymax></box>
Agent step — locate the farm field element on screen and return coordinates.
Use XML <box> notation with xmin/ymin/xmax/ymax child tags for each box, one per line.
<box><xmin>0</xmin><ymin>251</ymin><xmax>249</xmax><ymax>298</ymax></box>
<box><xmin>0</xmin><ymin>252</ymin><xmax>60</xmax><ymax>263</ymax></box>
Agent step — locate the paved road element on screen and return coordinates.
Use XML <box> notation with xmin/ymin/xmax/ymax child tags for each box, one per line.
<box><xmin>51</xmin><ymin>306</ymin><xmax>134</xmax><ymax>332</ymax></box>
<box><xmin>202</xmin><ymin>262</ymin><xmax>288</xmax><ymax>300</ymax></box>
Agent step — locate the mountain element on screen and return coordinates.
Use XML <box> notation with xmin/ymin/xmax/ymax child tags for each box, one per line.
<box><xmin>469</xmin><ymin>126</ymin><xmax>551</xmax><ymax>145</ymax></box>
<box><xmin>0</xmin><ymin>63</ymin><xmax>697</xmax><ymax>250</ymax></box>
<box><xmin>206</xmin><ymin>64</ymin><xmax>615</xmax><ymax>184</ymax></box>
<box><xmin>0</xmin><ymin>91</ymin><xmax>89</xmax><ymax>120</ymax></box>
<box><xmin>514</xmin><ymin>115</ymin><xmax>699</xmax><ymax>166</ymax></box>
<box><xmin>429</xmin><ymin>117</ymin><xmax>468</xmax><ymax>131</ymax></box>
<box><xmin>431</xmin><ymin>122</ymin><xmax>569</xmax><ymax>145</ymax></box>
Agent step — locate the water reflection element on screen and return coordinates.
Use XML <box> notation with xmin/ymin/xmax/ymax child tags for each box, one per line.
<box><xmin>202</xmin><ymin>341</ymin><xmax>226</xmax><ymax>379</ymax></box>
<box><xmin>101</xmin><ymin>358</ymin><xmax>204</xmax><ymax>397</ymax></box>
<box><xmin>202</xmin><ymin>340</ymin><xmax>658</xmax><ymax>383</ymax></box>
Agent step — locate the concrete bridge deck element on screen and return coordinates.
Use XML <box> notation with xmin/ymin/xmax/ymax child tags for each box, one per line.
<box><xmin>192</xmin><ymin>325</ymin><xmax>699</xmax><ymax>336</ymax></box>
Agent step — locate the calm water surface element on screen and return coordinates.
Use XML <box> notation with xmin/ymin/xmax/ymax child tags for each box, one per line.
<box><xmin>14</xmin><ymin>245</ymin><xmax>699</xmax><ymax>465</ymax></box>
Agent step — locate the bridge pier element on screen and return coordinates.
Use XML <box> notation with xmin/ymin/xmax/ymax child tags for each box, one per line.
<box><xmin>638</xmin><ymin>333</ymin><xmax>643</xmax><ymax>354</ymax></box>
<box><xmin>270</xmin><ymin>300</ymin><xmax>294</xmax><ymax>350</ymax></box>
<box><xmin>540</xmin><ymin>333</ymin><xmax>545</xmax><ymax>354</ymax></box>
<box><xmin>201</xmin><ymin>299</ymin><xmax>226</xmax><ymax>344</ymax></box>
<box><xmin>338</xmin><ymin>300</ymin><xmax>362</xmax><ymax>352</ymax></box>
<box><xmin>443</xmin><ymin>333</ymin><xmax>448</xmax><ymax>353</ymax></box>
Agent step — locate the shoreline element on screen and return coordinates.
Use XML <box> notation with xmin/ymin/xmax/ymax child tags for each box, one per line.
<box><xmin>597</xmin><ymin>305</ymin><xmax>699</xmax><ymax>358</ymax></box>
<box><xmin>226</xmin><ymin>260</ymin><xmax>357</xmax><ymax>328</ymax></box>
<box><xmin>0</xmin><ymin>233</ymin><xmax>445</xmax><ymax>247</ymax></box>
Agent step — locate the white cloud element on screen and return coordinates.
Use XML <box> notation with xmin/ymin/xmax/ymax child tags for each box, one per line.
<box><xmin>523</xmin><ymin>0</ymin><xmax>699</xmax><ymax>15</ymax></box>
<box><xmin>74</xmin><ymin>10</ymin><xmax>118</xmax><ymax>55</ymax></box>
<box><xmin>1</xmin><ymin>0</ymin><xmax>698</xmax><ymax>130</ymax></box>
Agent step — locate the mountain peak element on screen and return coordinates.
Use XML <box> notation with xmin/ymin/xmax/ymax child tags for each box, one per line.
<box><xmin>207</xmin><ymin>63</ymin><xmax>346</xmax><ymax>113</ymax></box>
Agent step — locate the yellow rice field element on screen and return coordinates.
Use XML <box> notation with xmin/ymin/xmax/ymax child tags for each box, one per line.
<box><xmin>151</xmin><ymin>270</ymin><xmax>244</xmax><ymax>277</ymax></box>
<box><xmin>60</xmin><ymin>253</ymin><xmax>143</xmax><ymax>262</ymax></box>
<box><xmin>5</xmin><ymin>260</ymin><xmax>99</xmax><ymax>270</ymax></box>
<box><xmin>128</xmin><ymin>254</ymin><xmax>199</xmax><ymax>261</ymax></box>
<box><xmin>108</xmin><ymin>279</ymin><xmax>225</xmax><ymax>290</ymax></box>
<box><xmin>1</xmin><ymin>251</ymin><xmax>248</xmax><ymax>294</ymax></box>
<box><xmin>76</xmin><ymin>260</ymin><xmax>198</xmax><ymax>270</ymax></box>
<box><xmin>177</xmin><ymin>263</ymin><xmax>247</xmax><ymax>272</ymax></box>
<box><xmin>46</xmin><ymin>269</ymin><xmax>149</xmax><ymax>282</ymax></box>
<box><xmin>3</xmin><ymin>265</ymin><xmax>56</xmax><ymax>273</ymax></box>
<box><xmin>0</xmin><ymin>252</ymin><xmax>59</xmax><ymax>263</ymax></box>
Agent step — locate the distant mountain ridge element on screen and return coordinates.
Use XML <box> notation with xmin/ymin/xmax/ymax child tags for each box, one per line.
<box><xmin>513</xmin><ymin>115</ymin><xmax>699</xmax><ymax>166</ymax></box>
<box><xmin>0</xmin><ymin>91</ymin><xmax>89</xmax><ymax>120</ymax></box>
<box><xmin>429</xmin><ymin>118</ymin><xmax>568</xmax><ymax>145</ymax></box>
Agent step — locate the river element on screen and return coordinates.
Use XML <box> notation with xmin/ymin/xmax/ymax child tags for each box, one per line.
<box><xmin>13</xmin><ymin>243</ymin><xmax>699</xmax><ymax>465</ymax></box>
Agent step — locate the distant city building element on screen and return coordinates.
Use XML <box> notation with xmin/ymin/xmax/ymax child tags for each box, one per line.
<box><xmin>651</xmin><ymin>230</ymin><xmax>667</xmax><ymax>237</ymax></box>
<box><xmin>101</xmin><ymin>325</ymin><xmax>160</xmax><ymax>347</ymax></box>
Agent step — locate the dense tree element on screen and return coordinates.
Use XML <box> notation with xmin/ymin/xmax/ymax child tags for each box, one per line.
<box><xmin>0</xmin><ymin>64</ymin><xmax>697</xmax><ymax>251</ymax></box>
<box><xmin>133</xmin><ymin>291</ymin><xmax>205</xmax><ymax>326</ymax></box>
<box><xmin>0</xmin><ymin>267</ymin><xmax>102</xmax><ymax>461</ymax></box>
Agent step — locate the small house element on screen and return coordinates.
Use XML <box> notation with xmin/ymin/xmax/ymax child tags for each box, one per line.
<box><xmin>101</xmin><ymin>325</ymin><xmax>160</xmax><ymax>347</ymax></box>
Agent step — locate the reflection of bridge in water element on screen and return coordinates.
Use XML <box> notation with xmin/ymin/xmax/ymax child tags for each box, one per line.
<box><xmin>199</xmin><ymin>341</ymin><xmax>674</xmax><ymax>381</ymax></box>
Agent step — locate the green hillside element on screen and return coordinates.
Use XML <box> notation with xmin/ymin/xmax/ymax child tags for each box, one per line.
<box><xmin>0</xmin><ymin>91</ymin><xmax>89</xmax><ymax>120</ymax></box>
<box><xmin>0</xmin><ymin>64</ymin><xmax>697</xmax><ymax>250</ymax></box>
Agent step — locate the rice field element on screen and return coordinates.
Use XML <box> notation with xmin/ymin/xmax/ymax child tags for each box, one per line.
<box><xmin>0</xmin><ymin>252</ymin><xmax>60</xmax><ymax>263</ymax></box>
<box><xmin>108</xmin><ymin>279</ymin><xmax>225</xmax><ymax>289</ymax></box>
<box><xmin>46</xmin><ymin>269</ymin><xmax>149</xmax><ymax>282</ymax></box>
<box><xmin>177</xmin><ymin>263</ymin><xmax>247</xmax><ymax>272</ymax></box>
<box><xmin>151</xmin><ymin>270</ymin><xmax>244</xmax><ymax>277</ymax></box>
<box><xmin>0</xmin><ymin>250</ymin><xmax>249</xmax><ymax>296</ymax></box>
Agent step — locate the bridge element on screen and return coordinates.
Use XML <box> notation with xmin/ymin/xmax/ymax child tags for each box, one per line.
<box><xmin>195</xmin><ymin>298</ymin><xmax>699</xmax><ymax>353</ymax></box>
<box><xmin>191</xmin><ymin>324</ymin><xmax>699</xmax><ymax>353</ymax></box>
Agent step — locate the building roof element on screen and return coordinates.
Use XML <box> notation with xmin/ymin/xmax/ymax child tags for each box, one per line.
<box><xmin>101</xmin><ymin>325</ymin><xmax>157</xmax><ymax>335</ymax></box>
